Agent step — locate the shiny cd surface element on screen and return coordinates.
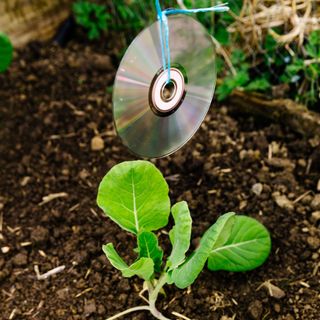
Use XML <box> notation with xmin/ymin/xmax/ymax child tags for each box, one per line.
<box><xmin>113</xmin><ymin>15</ymin><xmax>216</xmax><ymax>158</ymax></box>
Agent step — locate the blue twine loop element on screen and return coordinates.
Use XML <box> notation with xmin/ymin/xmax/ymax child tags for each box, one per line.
<box><xmin>155</xmin><ymin>0</ymin><xmax>229</xmax><ymax>84</ymax></box>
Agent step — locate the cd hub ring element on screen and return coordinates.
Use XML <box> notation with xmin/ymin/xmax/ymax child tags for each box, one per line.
<box><xmin>149</xmin><ymin>67</ymin><xmax>186</xmax><ymax>116</ymax></box>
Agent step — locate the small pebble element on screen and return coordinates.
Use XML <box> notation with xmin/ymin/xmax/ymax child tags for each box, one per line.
<box><xmin>31</xmin><ymin>226</ymin><xmax>49</xmax><ymax>244</ymax></box>
<box><xmin>311</xmin><ymin>194</ymin><xmax>320</xmax><ymax>210</ymax></box>
<box><xmin>311</xmin><ymin>211</ymin><xmax>320</xmax><ymax>223</ymax></box>
<box><xmin>248</xmin><ymin>300</ymin><xmax>263</xmax><ymax>319</ymax></box>
<box><xmin>274</xmin><ymin>303</ymin><xmax>281</xmax><ymax>313</ymax></box>
<box><xmin>84</xmin><ymin>299</ymin><xmax>96</xmax><ymax>316</ymax></box>
<box><xmin>317</xmin><ymin>179</ymin><xmax>320</xmax><ymax>192</ymax></box>
<box><xmin>97</xmin><ymin>304</ymin><xmax>106</xmax><ymax>315</ymax></box>
<box><xmin>1</xmin><ymin>246</ymin><xmax>10</xmax><ymax>254</ymax></box>
<box><xmin>274</xmin><ymin>194</ymin><xmax>294</xmax><ymax>211</ymax></box>
<box><xmin>91</xmin><ymin>136</ymin><xmax>104</xmax><ymax>151</ymax></box>
<box><xmin>307</xmin><ymin>236</ymin><xmax>320</xmax><ymax>250</ymax></box>
<box><xmin>252</xmin><ymin>183</ymin><xmax>263</xmax><ymax>196</ymax></box>
<box><xmin>20</xmin><ymin>176</ymin><xmax>31</xmax><ymax>187</ymax></box>
<box><xmin>297</xmin><ymin>159</ymin><xmax>306</xmax><ymax>167</ymax></box>
<box><xmin>266</xmin><ymin>158</ymin><xmax>295</xmax><ymax>171</ymax></box>
<box><xmin>12</xmin><ymin>253</ymin><xmax>28</xmax><ymax>267</ymax></box>
<box><xmin>56</xmin><ymin>287</ymin><xmax>70</xmax><ymax>300</ymax></box>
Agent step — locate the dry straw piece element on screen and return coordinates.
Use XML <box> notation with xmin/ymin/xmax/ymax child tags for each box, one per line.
<box><xmin>227</xmin><ymin>0</ymin><xmax>320</xmax><ymax>53</ymax></box>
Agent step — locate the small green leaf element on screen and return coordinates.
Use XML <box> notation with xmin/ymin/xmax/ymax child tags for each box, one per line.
<box><xmin>305</xmin><ymin>43</ymin><xmax>319</xmax><ymax>59</ymax></box>
<box><xmin>88</xmin><ymin>27</ymin><xmax>100</xmax><ymax>40</ymax></box>
<box><xmin>102</xmin><ymin>243</ymin><xmax>154</xmax><ymax>280</ymax></box>
<box><xmin>264</xmin><ymin>34</ymin><xmax>277</xmax><ymax>52</ymax></box>
<box><xmin>217</xmin><ymin>71</ymin><xmax>250</xmax><ymax>101</ymax></box>
<box><xmin>137</xmin><ymin>231</ymin><xmax>163</xmax><ymax>273</ymax></box>
<box><xmin>97</xmin><ymin>161</ymin><xmax>170</xmax><ymax>234</ymax></box>
<box><xmin>0</xmin><ymin>32</ymin><xmax>13</xmax><ymax>73</ymax></box>
<box><xmin>215</xmin><ymin>26</ymin><xmax>229</xmax><ymax>46</ymax></box>
<box><xmin>167</xmin><ymin>201</ymin><xmax>192</xmax><ymax>271</ymax></box>
<box><xmin>231</xmin><ymin>49</ymin><xmax>246</xmax><ymax>65</ymax></box>
<box><xmin>171</xmin><ymin>213</ymin><xmax>235</xmax><ymax>289</ymax></box>
<box><xmin>245</xmin><ymin>78</ymin><xmax>271</xmax><ymax>92</ymax></box>
<box><xmin>309</xmin><ymin>30</ymin><xmax>320</xmax><ymax>47</ymax></box>
<box><xmin>208</xmin><ymin>216</ymin><xmax>271</xmax><ymax>272</ymax></box>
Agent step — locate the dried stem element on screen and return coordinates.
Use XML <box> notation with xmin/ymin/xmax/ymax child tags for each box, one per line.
<box><xmin>106</xmin><ymin>306</ymin><xmax>151</xmax><ymax>320</ymax></box>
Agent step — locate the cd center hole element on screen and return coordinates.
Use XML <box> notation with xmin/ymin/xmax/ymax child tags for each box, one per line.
<box><xmin>161</xmin><ymin>81</ymin><xmax>176</xmax><ymax>101</ymax></box>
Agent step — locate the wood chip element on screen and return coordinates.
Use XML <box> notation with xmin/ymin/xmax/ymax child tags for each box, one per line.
<box><xmin>9</xmin><ymin>308</ymin><xmax>16</xmax><ymax>320</ymax></box>
<box><xmin>293</xmin><ymin>190</ymin><xmax>312</xmax><ymax>204</ymax></box>
<box><xmin>38</xmin><ymin>192</ymin><xmax>68</xmax><ymax>206</ymax></box>
<box><xmin>38</xmin><ymin>250</ymin><xmax>47</xmax><ymax>257</ymax></box>
<box><xmin>172</xmin><ymin>311</ymin><xmax>192</xmax><ymax>320</ymax></box>
<box><xmin>299</xmin><ymin>281</ymin><xmax>310</xmax><ymax>288</ymax></box>
<box><xmin>20</xmin><ymin>176</ymin><xmax>31</xmax><ymax>187</ymax></box>
<box><xmin>257</xmin><ymin>281</ymin><xmax>286</xmax><ymax>299</ymax></box>
<box><xmin>34</xmin><ymin>265</ymin><xmax>65</xmax><ymax>280</ymax></box>
<box><xmin>75</xmin><ymin>287</ymin><xmax>93</xmax><ymax>298</ymax></box>
<box><xmin>20</xmin><ymin>242</ymin><xmax>32</xmax><ymax>247</ymax></box>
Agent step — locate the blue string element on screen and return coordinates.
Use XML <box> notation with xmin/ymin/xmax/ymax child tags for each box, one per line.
<box><xmin>155</xmin><ymin>1</ymin><xmax>229</xmax><ymax>84</ymax></box>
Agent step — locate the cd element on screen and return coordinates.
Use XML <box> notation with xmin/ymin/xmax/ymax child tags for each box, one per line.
<box><xmin>113</xmin><ymin>15</ymin><xmax>216</xmax><ymax>158</ymax></box>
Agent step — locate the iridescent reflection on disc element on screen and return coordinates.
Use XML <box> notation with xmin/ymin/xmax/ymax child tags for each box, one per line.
<box><xmin>113</xmin><ymin>15</ymin><xmax>216</xmax><ymax>158</ymax></box>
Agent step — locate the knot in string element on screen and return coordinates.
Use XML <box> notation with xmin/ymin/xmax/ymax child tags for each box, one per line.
<box><xmin>155</xmin><ymin>0</ymin><xmax>229</xmax><ymax>84</ymax></box>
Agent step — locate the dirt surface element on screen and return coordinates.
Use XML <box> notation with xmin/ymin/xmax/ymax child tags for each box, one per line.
<box><xmin>0</xmin><ymin>41</ymin><xmax>320</xmax><ymax>320</ymax></box>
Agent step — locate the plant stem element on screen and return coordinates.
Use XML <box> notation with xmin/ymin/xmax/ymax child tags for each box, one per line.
<box><xmin>148</xmin><ymin>274</ymin><xmax>171</xmax><ymax>320</ymax></box>
<box><xmin>106</xmin><ymin>274</ymin><xmax>171</xmax><ymax>320</ymax></box>
<box><xmin>106</xmin><ymin>306</ymin><xmax>151</xmax><ymax>320</ymax></box>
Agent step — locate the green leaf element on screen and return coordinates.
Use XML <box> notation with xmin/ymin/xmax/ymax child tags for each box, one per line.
<box><xmin>264</xmin><ymin>34</ymin><xmax>277</xmax><ymax>52</ymax></box>
<box><xmin>217</xmin><ymin>71</ymin><xmax>250</xmax><ymax>101</ymax></box>
<box><xmin>208</xmin><ymin>216</ymin><xmax>271</xmax><ymax>272</ymax></box>
<box><xmin>231</xmin><ymin>49</ymin><xmax>246</xmax><ymax>65</ymax></box>
<box><xmin>170</xmin><ymin>213</ymin><xmax>235</xmax><ymax>289</ymax></box>
<box><xmin>88</xmin><ymin>27</ymin><xmax>100</xmax><ymax>40</ymax></box>
<box><xmin>245</xmin><ymin>78</ymin><xmax>271</xmax><ymax>92</ymax></box>
<box><xmin>216</xmin><ymin>80</ymin><xmax>234</xmax><ymax>101</ymax></box>
<box><xmin>167</xmin><ymin>201</ymin><xmax>192</xmax><ymax>271</ymax></box>
<box><xmin>97</xmin><ymin>161</ymin><xmax>170</xmax><ymax>234</ymax></box>
<box><xmin>215</xmin><ymin>26</ymin><xmax>229</xmax><ymax>46</ymax></box>
<box><xmin>233</xmin><ymin>70</ymin><xmax>250</xmax><ymax>86</ymax></box>
<box><xmin>216</xmin><ymin>56</ymin><xmax>225</xmax><ymax>74</ymax></box>
<box><xmin>309</xmin><ymin>30</ymin><xmax>320</xmax><ymax>47</ymax></box>
<box><xmin>305</xmin><ymin>43</ymin><xmax>319</xmax><ymax>59</ymax></box>
<box><xmin>102</xmin><ymin>243</ymin><xmax>154</xmax><ymax>280</ymax></box>
<box><xmin>137</xmin><ymin>231</ymin><xmax>163</xmax><ymax>273</ymax></box>
<box><xmin>0</xmin><ymin>32</ymin><xmax>13</xmax><ymax>73</ymax></box>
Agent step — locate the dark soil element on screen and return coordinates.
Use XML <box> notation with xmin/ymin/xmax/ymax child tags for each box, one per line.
<box><xmin>0</xmin><ymin>40</ymin><xmax>319</xmax><ymax>320</ymax></box>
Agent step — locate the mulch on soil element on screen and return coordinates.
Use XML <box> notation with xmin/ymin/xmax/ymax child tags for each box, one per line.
<box><xmin>0</xmin><ymin>41</ymin><xmax>319</xmax><ymax>320</ymax></box>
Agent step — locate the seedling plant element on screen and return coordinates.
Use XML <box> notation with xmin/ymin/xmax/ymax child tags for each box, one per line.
<box><xmin>97</xmin><ymin>161</ymin><xmax>271</xmax><ymax>320</ymax></box>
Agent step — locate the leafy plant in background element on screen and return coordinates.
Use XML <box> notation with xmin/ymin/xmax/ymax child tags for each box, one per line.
<box><xmin>0</xmin><ymin>32</ymin><xmax>13</xmax><ymax>73</ymax></box>
<box><xmin>281</xmin><ymin>30</ymin><xmax>320</xmax><ymax>106</ymax></box>
<box><xmin>97</xmin><ymin>161</ymin><xmax>271</xmax><ymax>320</ymax></box>
<box><xmin>71</xmin><ymin>0</ymin><xmax>318</xmax><ymax>106</ymax></box>
<box><xmin>73</xmin><ymin>1</ymin><xmax>110</xmax><ymax>40</ymax></box>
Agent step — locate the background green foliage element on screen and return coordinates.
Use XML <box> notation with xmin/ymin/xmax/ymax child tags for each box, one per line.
<box><xmin>73</xmin><ymin>0</ymin><xmax>319</xmax><ymax>109</ymax></box>
<box><xmin>73</xmin><ymin>1</ymin><xmax>111</xmax><ymax>39</ymax></box>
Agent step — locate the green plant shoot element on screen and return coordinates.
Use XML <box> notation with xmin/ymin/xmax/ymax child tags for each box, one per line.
<box><xmin>97</xmin><ymin>161</ymin><xmax>271</xmax><ymax>320</ymax></box>
<box><xmin>73</xmin><ymin>1</ymin><xmax>110</xmax><ymax>40</ymax></box>
<box><xmin>0</xmin><ymin>32</ymin><xmax>13</xmax><ymax>73</ymax></box>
